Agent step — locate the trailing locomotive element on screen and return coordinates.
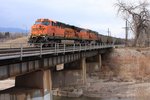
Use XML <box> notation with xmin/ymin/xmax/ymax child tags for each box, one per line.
<box><xmin>29</xmin><ymin>18</ymin><xmax>124</xmax><ymax>45</ymax></box>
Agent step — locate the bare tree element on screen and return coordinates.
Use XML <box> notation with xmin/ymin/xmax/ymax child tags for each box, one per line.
<box><xmin>115</xmin><ymin>0</ymin><xmax>150</xmax><ymax>47</ymax></box>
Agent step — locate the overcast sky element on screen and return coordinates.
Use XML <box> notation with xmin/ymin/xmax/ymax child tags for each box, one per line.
<box><xmin>0</xmin><ymin>0</ymin><xmax>143</xmax><ymax>38</ymax></box>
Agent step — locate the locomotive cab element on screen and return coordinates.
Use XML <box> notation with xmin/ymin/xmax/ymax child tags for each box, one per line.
<box><xmin>29</xmin><ymin>19</ymin><xmax>51</xmax><ymax>43</ymax></box>
<box><xmin>29</xmin><ymin>18</ymin><xmax>65</xmax><ymax>44</ymax></box>
<box><xmin>31</xmin><ymin>19</ymin><xmax>50</xmax><ymax>36</ymax></box>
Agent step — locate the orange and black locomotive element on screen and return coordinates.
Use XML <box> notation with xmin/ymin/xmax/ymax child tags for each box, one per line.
<box><xmin>29</xmin><ymin>18</ymin><xmax>124</xmax><ymax>45</ymax></box>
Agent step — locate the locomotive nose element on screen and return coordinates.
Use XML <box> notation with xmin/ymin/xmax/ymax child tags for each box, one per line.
<box><xmin>35</xmin><ymin>24</ymin><xmax>44</xmax><ymax>29</ymax></box>
<box><xmin>33</xmin><ymin>24</ymin><xmax>45</xmax><ymax>31</ymax></box>
<box><xmin>31</xmin><ymin>24</ymin><xmax>47</xmax><ymax>36</ymax></box>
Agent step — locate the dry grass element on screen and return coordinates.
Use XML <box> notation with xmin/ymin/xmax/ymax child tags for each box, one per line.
<box><xmin>5</xmin><ymin>36</ymin><xmax>28</xmax><ymax>43</ymax></box>
<box><xmin>135</xmin><ymin>86</ymin><xmax>150</xmax><ymax>100</ymax></box>
<box><xmin>101</xmin><ymin>48</ymin><xmax>150</xmax><ymax>82</ymax></box>
<box><xmin>0</xmin><ymin>36</ymin><xmax>29</xmax><ymax>48</ymax></box>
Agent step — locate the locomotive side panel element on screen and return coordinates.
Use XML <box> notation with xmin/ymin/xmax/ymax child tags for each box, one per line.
<box><xmin>49</xmin><ymin>21</ymin><xmax>65</xmax><ymax>38</ymax></box>
<box><xmin>89</xmin><ymin>32</ymin><xmax>98</xmax><ymax>41</ymax></box>
<box><xmin>78</xmin><ymin>30</ymin><xmax>90</xmax><ymax>40</ymax></box>
<box><xmin>64</xmin><ymin>28</ymin><xmax>76</xmax><ymax>39</ymax></box>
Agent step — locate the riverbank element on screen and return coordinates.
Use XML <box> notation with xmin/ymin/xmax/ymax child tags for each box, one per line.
<box><xmin>54</xmin><ymin>77</ymin><xmax>150</xmax><ymax>99</ymax></box>
<box><xmin>84</xmin><ymin>78</ymin><xmax>150</xmax><ymax>99</ymax></box>
<box><xmin>54</xmin><ymin>47</ymin><xmax>150</xmax><ymax>99</ymax></box>
<box><xmin>85</xmin><ymin>47</ymin><xmax>150</xmax><ymax>99</ymax></box>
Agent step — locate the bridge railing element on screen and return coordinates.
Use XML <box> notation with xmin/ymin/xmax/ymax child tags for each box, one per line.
<box><xmin>0</xmin><ymin>43</ymin><xmax>114</xmax><ymax>60</ymax></box>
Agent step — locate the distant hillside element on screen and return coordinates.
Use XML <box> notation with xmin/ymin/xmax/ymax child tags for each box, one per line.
<box><xmin>0</xmin><ymin>27</ymin><xmax>29</xmax><ymax>33</ymax></box>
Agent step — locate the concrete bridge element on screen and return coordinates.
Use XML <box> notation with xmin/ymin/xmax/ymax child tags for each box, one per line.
<box><xmin>0</xmin><ymin>43</ymin><xmax>122</xmax><ymax>100</ymax></box>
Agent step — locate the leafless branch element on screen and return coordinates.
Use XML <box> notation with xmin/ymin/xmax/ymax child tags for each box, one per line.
<box><xmin>115</xmin><ymin>0</ymin><xmax>150</xmax><ymax>47</ymax></box>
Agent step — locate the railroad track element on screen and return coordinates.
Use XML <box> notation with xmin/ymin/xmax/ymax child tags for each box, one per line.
<box><xmin>0</xmin><ymin>43</ymin><xmax>100</xmax><ymax>54</ymax></box>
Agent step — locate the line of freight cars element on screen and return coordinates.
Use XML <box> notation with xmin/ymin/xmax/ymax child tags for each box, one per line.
<box><xmin>28</xmin><ymin>18</ymin><xmax>124</xmax><ymax>46</ymax></box>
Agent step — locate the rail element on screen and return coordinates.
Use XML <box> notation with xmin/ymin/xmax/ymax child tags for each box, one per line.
<box><xmin>0</xmin><ymin>43</ymin><xmax>117</xmax><ymax>60</ymax></box>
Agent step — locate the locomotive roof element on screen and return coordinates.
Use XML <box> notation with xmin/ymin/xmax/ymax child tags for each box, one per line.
<box><xmin>37</xmin><ymin>18</ymin><xmax>99</xmax><ymax>34</ymax></box>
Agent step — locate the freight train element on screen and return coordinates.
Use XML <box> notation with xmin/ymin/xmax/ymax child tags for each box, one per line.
<box><xmin>28</xmin><ymin>18</ymin><xmax>124</xmax><ymax>46</ymax></box>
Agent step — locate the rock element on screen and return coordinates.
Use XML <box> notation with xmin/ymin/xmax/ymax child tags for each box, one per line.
<box><xmin>68</xmin><ymin>89</ymin><xmax>83</xmax><ymax>97</ymax></box>
<box><xmin>53</xmin><ymin>88</ymin><xmax>83</xmax><ymax>97</ymax></box>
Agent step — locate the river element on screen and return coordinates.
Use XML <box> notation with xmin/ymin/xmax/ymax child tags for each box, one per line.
<box><xmin>53</xmin><ymin>96</ymin><xmax>132</xmax><ymax>100</ymax></box>
<box><xmin>54</xmin><ymin>96</ymin><xmax>100</xmax><ymax>100</ymax></box>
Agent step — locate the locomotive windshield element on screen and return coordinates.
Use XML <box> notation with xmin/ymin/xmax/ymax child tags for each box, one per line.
<box><xmin>35</xmin><ymin>21</ymin><xmax>50</xmax><ymax>26</ymax></box>
<box><xmin>42</xmin><ymin>21</ymin><xmax>50</xmax><ymax>26</ymax></box>
<box><xmin>35</xmin><ymin>21</ymin><xmax>41</xmax><ymax>25</ymax></box>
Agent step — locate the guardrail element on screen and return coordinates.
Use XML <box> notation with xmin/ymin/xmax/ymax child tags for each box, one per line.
<box><xmin>0</xmin><ymin>43</ymin><xmax>116</xmax><ymax>60</ymax></box>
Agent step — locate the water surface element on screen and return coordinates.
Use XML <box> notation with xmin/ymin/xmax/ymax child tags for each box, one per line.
<box><xmin>53</xmin><ymin>96</ymin><xmax>132</xmax><ymax>100</ymax></box>
<box><xmin>54</xmin><ymin>96</ymin><xmax>101</xmax><ymax>100</ymax></box>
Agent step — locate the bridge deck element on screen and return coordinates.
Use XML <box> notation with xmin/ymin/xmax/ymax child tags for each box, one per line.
<box><xmin>0</xmin><ymin>43</ymin><xmax>125</xmax><ymax>80</ymax></box>
<box><xmin>0</xmin><ymin>43</ymin><xmax>115</xmax><ymax>60</ymax></box>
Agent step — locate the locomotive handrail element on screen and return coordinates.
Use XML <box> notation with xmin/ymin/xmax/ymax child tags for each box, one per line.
<box><xmin>0</xmin><ymin>43</ymin><xmax>121</xmax><ymax>60</ymax></box>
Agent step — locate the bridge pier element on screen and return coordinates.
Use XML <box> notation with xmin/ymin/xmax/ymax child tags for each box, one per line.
<box><xmin>80</xmin><ymin>57</ymin><xmax>86</xmax><ymax>84</ymax></box>
<box><xmin>14</xmin><ymin>70</ymin><xmax>53</xmax><ymax>100</ymax></box>
<box><xmin>97</xmin><ymin>54</ymin><xmax>102</xmax><ymax>70</ymax></box>
<box><xmin>87</xmin><ymin>54</ymin><xmax>102</xmax><ymax>77</ymax></box>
